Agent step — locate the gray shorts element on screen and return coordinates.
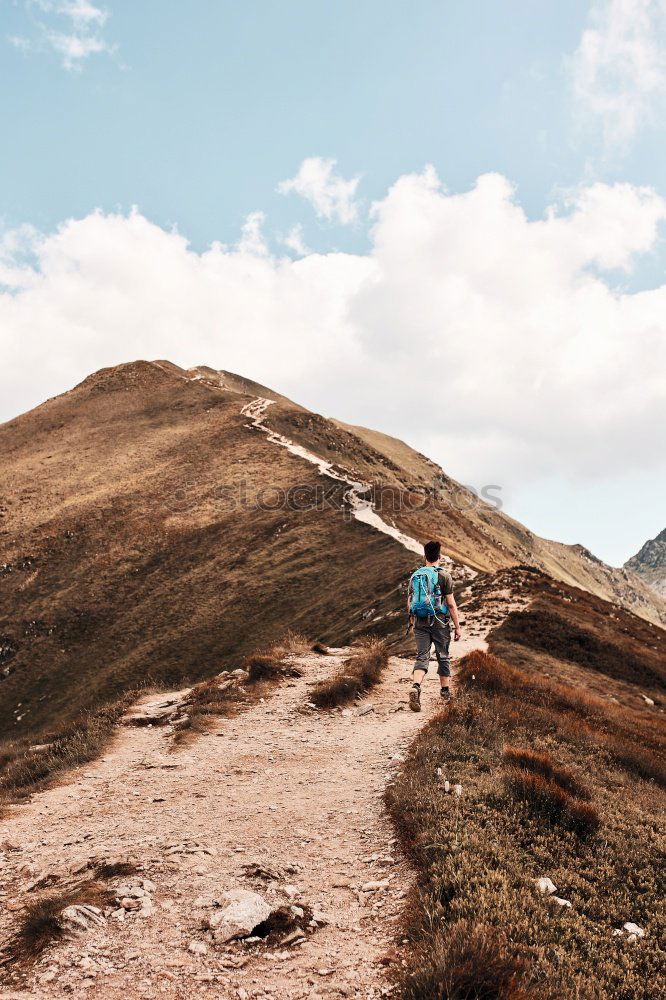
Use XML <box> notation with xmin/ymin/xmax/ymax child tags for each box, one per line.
<box><xmin>413</xmin><ymin>616</ymin><xmax>451</xmax><ymax>677</ymax></box>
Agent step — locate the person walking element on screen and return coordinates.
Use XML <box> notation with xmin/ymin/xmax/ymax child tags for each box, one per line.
<box><xmin>407</xmin><ymin>540</ymin><xmax>461</xmax><ymax>712</ymax></box>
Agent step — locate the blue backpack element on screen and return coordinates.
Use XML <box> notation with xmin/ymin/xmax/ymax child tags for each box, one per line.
<box><xmin>409</xmin><ymin>567</ymin><xmax>447</xmax><ymax>619</ymax></box>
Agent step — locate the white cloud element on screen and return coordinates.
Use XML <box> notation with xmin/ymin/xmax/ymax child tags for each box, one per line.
<box><xmin>11</xmin><ymin>0</ymin><xmax>112</xmax><ymax>70</ymax></box>
<box><xmin>58</xmin><ymin>0</ymin><xmax>108</xmax><ymax>27</ymax></box>
<box><xmin>281</xmin><ymin>224</ymin><xmax>311</xmax><ymax>257</ymax></box>
<box><xmin>278</xmin><ymin>158</ymin><xmax>360</xmax><ymax>225</ymax></box>
<box><xmin>571</xmin><ymin>0</ymin><xmax>666</xmax><ymax>149</ymax></box>
<box><xmin>1</xmin><ymin>169</ymin><xmax>665</xmax><ymax>506</ymax></box>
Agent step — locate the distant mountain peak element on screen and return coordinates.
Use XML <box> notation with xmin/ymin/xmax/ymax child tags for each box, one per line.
<box><xmin>625</xmin><ymin>529</ymin><xmax>666</xmax><ymax>598</ymax></box>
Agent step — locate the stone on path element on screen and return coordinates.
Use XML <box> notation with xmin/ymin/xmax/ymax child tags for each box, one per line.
<box><xmin>205</xmin><ymin>888</ymin><xmax>271</xmax><ymax>942</ymax></box>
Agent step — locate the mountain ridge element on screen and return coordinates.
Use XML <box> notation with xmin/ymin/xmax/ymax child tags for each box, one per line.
<box><xmin>1</xmin><ymin>359</ymin><xmax>664</xmax><ymax>750</ymax></box>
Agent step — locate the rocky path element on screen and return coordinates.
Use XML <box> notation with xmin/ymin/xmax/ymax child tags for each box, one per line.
<box><xmin>1</xmin><ymin>632</ymin><xmax>490</xmax><ymax>1000</ymax></box>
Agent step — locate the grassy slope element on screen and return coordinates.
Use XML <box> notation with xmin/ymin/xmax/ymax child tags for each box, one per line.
<box><xmin>0</xmin><ymin>361</ymin><xmax>414</xmax><ymax>752</ymax></box>
<box><xmin>386</xmin><ymin>649</ymin><xmax>665</xmax><ymax>1000</ymax></box>
<box><xmin>386</xmin><ymin>573</ymin><xmax>666</xmax><ymax>1000</ymax></box>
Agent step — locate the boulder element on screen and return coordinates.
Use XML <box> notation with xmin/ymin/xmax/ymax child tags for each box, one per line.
<box><xmin>205</xmin><ymin>888</ymin><xmax>271</xmax><ymax>942</ymax></box>
<box><xmin>535</xmin><ymin>877</ymin><xmax>557</xmax><ymax>895</ymax></box>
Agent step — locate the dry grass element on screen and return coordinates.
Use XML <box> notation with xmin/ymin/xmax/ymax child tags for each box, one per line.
<box><xmin>244</xmin><ymin>631</ymin><xmax>309</xmax><ymax>683</ymax></box>
<box><xmin>311</xmin><ymin>637</ymin><xmax>388</xmax><ymax>708</ymax></box>
<box><xmin>502</xmin><ymin>768</ymin><xmax>600</xmax><ymax>839</ymax></box>
<box><xmin>386</xmin><ymin>649</ymin><xmax>665</xmax><ymax>1000</ymax></box>
<box><xmin>91</xmin><ymin>860</ymin><xmax>139</xmax><ymax>880</ymax></box>
<box><xmin>502</xmin><ymin>747</ymin><xmax>591</xmax><ymax>800</ymax></box>
<box><xmin>458</xmin><ymin>649</ymin><xmax>666</xmax><ymax>788</ymax></box>
<box><xmin>0</xmin><ymin>696</ymin><xmax>134</xmax><ymax>810</ymax></box>
<box><xmin>403</xmin><ymin>921</ymin><xmax>543</xmax><ymax>1000</ymax></box>
<box><xmin>494</xmin><ymin>606</ymin><xmax>664</xmax><ymax>688</ymax></box>
<box><xmin>3</xmin><ymin>880</ymin><xmax>109</xmax><ymax>971</ymax></box>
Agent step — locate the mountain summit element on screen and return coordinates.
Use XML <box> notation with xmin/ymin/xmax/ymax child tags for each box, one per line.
<box><xmin>625</xmin><ymin>528</ymin><xmax>666</xmax><ymax>598</ymax></box>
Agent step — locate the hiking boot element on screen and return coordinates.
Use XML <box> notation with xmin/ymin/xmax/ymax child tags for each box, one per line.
<box><xmin>409</xmin><ymin>684</ymin><xmax>421</xmax><ymax>712</ymax></box>
<box><xmin>440</xmin><ymin>687</ymin><xmax>451</xmax><ymax>703</ymax></box>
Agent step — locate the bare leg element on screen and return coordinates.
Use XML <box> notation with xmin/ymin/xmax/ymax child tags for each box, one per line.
<box><xmin>412</xmin><ymin>668</ymin><xmax>427</xmax><ymax>685</ymax></box>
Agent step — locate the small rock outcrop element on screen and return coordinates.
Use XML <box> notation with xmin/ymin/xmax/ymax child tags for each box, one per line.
<box><xmin>59</xmin><ymin>904</ymin><xmax>106</xmax><ymax>934</ymax></box>
<box><xmin>204</xmin><ymin>888</ymin><xmax>271</xmax><ymax>942</ymax></box>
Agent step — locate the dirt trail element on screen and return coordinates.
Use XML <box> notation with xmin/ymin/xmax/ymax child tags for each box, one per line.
<box><xmin>1</xmin><ymin>629</ymin><xmax>493</xmax><ymax>1000</ymax></box>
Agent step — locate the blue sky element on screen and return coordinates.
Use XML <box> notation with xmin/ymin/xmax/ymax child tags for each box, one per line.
<box><xmin>0</xmin><ymin>0</ymin><xmax>627</xmax><ymax>245</ymax></box>
<box><xmin>1</xmin><ymin>0</ymin><xmax>665</xmax><ymax>565</ymax></box>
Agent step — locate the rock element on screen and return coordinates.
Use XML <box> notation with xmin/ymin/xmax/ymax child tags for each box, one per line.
<box><xmin>283</xmin><ymin>884</ymin><xmax>298</xmax><ymax>900</ymax></box>
<box><xmin>122</xmin><ymin>690</ymin><xmax>192</xmax><ymax>726</ymax></box>
<box><xmin>188</xmin><ymin>940</ymin><xmax>208</xmax><ymax>955</ymax></box>
<box><xmin>550</xmin><ymin>897</ymin><xmax>572</xmax><ymax>908</ymax></box>
<box><xmin>119</xmin><ymin>897</ymin><xmax>142</xmax><ymax>910</ymax></box>
<box><xmin>311</xmin><ymin>909</ymin><xmax>328</xmax><ymax>926</ymax></box>
<box><xmin>60</xmin><ymin>904</ymin><xmax>106</xmax><ymax>934</ymax></box>
<box><xmin>281</xmin><ymin>929</ymin><xmax>305</xmax><ymax>946</ymax></box>
<box><xmin>641</xmin><ymin>695</ymin><xmax>655</xmax><ymax>706</ymax></box>
<box><xmin>205</xmin><ymin>889</ymin><xmax>271</xmax><ymax>942</ymax></box>
<box><xmin>230</xmin><ymin>669</ymin><xmax>248</xmax><ymax>681</ymax></box>
<box><xmin>138</xmin><ymin>898</ymin><xmax>155</xmax><ymax>917</ymax></box>
<box><xmin>535</xmin><ymin>877</ymin><xmax>557</xmax><ymax>895</ymax></box>
<box><xmin>361</xmin><ymin>880</ymin><xmax>389</xmax><ymax>892</ymax></box>
<box><xmin>357</xmin><ymin>705</ymin><xmax>374</xmax><ymax>717</ymax></box>
<box><xmin>193</xmin><ymin>894</ymin><xmax>218</xmax><ymax>908</ymax></box>
<box><xmin>623</xmin><ymin>922</ymin><xmax>645</xmax><ymax>937</ymax></box>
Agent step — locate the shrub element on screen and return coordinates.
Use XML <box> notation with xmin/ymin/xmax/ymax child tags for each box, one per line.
<box><xmin>311</xmin><ymin>637</ymin><xmax>388</xmax><ymax>708</ymax></box>
<box><xmin>404</xmin><ymin>921</ymin><xmax>543</xmax><ymax>1000</ymax></box>
<box><xmin>503</xmin><ymin>767</ymin><xmax>600</xmax><ymax>838</ymax></box>
<box><xmin>502</xmin><ymin>747</ymin><xmax>590</xmax><ymax>800</ymax></box>
<box><xmin>243</xmin><ymin>632</ymin><xmax>308</xmax><ymax>683</ymax></box>
<box><xmin>5</xmin><ymin>881</ymin><xmax>107</xmax><ymax>968</ymax></box>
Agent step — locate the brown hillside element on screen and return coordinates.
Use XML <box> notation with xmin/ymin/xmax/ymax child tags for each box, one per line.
<box><xmin>0</xmin><ymin>361</ymin><xmax>418</xmax><ymax>745</ymax></box>
<box><xmin>1</xmin><ymin>360</ymin><xmax>664</xmax><ymax>756</ymax></box>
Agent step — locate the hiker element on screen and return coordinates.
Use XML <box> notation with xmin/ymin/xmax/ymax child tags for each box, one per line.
<box><xmin>407</xmin><ymin>540</ymin><xmax>461</xmax><ymax>712</ymax></box>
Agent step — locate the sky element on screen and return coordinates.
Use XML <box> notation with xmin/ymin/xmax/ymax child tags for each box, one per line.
<box><xmin>1</xmin><ymin>0</ymin><xmax>665</xmax><ymax>566</ymax></box>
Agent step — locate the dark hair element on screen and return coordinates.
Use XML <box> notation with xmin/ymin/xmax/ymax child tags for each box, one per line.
<box><xmin>424</xmin><ymin>540</ymin><xmax>441</xmax><ymax>562</ymax></box>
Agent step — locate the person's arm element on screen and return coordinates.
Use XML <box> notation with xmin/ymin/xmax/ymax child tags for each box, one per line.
<box><xmin>445</xmin><ymin>593</ymin><xmax>461</xmax><ymax>639</ymax></box>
